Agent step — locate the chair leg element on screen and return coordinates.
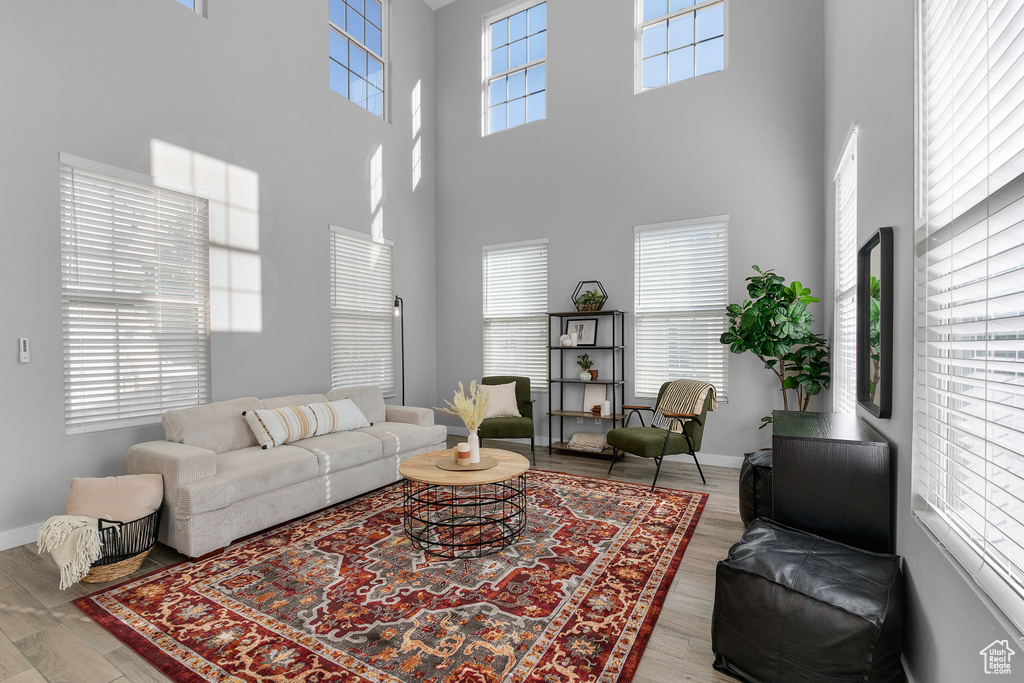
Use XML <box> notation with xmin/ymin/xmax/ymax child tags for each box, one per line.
<box><xmin>530</xmin><ymin>437</ymin><xmax>535</xmax><ymax>465</ymax></box>
<box><xmin>651</xmin><ymin>456</ymin><xmax>664</xmax><ymax>491</ymax></box>
<box><xmin>692</xmin><ymin>453</ymin><xmax>707</xmax><ymax>484</ymax></box>
<box><xmin>608</xmin><ymin>448</ymin><xmax>618</xmax><ymax>475</ymax></box>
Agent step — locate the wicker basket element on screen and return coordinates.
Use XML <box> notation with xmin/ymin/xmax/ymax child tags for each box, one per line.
<box><xmin>82</xmin><ymin>510</ymin><xmax>160</xmax><ymax>584</ymax></box>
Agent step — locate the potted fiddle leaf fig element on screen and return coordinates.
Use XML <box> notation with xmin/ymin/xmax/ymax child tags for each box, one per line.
<box><xmin>719</xmin><ymin>265</ymin><xmax>831</xmax><ymax>428</ymax></box>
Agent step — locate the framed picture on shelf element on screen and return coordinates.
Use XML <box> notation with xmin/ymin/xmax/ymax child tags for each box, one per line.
<box><xmin>566</xmin><ymin>318</ymin><xmax>598</xmax><ymax>346</ymax></box>
<box><xmin>582</xmin><ymin>384</ymin><xmax>607</xmax><ymax>413</ymax></box>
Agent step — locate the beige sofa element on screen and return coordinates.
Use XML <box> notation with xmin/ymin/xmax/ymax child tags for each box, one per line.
<box><xmin>127</xmin><ymin>386</ymin><xmax>446</xmax><ymax>557</ymax></box>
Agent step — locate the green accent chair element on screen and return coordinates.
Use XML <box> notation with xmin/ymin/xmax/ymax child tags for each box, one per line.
<box><xmin>478</xmin><ymin>376</ymin><xmax>535</xmax><ymax>465</ymax></box>
<box><xmin>606</xmin><ymin>381</ymin><xmax>709</xmax><ymax>491</ymax></box>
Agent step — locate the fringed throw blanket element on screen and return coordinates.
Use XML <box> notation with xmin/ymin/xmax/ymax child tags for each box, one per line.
<box><xmin>652</xmin><ymin>379</ymin><xmax>718</xmax><ymax>432</ymax></box>
<box><xmin>38</xmin><ymin>515</ymin><xmax>101</xmax><ymax>589</ymax></box>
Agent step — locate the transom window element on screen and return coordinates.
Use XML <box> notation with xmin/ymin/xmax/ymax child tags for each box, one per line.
<box><xmin>486</xmin><ymin>2</ymin><xmax>546</xmax><ymax>135</ymax></box>
<box><xmin>330</xmin><ymin>0</ymin><xmax>385</xmax><ymax>119</ymax></box>
<box><xmin>638</xmin><ymin>0</ymin><xmax>724</xmax><ymax>91</ymax></box>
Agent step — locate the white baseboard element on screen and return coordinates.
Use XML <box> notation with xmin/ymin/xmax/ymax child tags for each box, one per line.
<box><xmin>444</xmin><ymin>427</ymin><xmax>742</xmax><ymax>469</ymax></box>
<box><xmin>0</xmin><ymin>522</ymin><xmax>41</xmax><ymax>552</ymax></box>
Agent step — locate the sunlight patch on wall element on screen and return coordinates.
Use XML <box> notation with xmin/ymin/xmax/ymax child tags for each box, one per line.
<box><xmin>370</xmin><ymin>144</ymin><xmax>385</xmax><ymax>242</ymax></box>
<box><xmin>151</xmin><ymin>139</ymin><xmax>263</xmax><ymax>332</ymax></box>
<box><xmin>412</xmin><ymin>80</ymin><xmax>422</xmax><ymax>190</ymax></box>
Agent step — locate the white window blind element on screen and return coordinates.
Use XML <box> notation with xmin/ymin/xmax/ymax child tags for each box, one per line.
<box><xmin>915</xmin><ymin>0</ymin><xmax>1024</xmax><ymax>633</ymax></box>
<box><xmin>330</xmin><ymin>227</ymin><xmax>395</xmax><ymax>395</ymax></box>
<box><xmin>483</xmin><ymin>240</ymin><xmax>548</xmax><ymax>389</ymax></box>
<box><xmin>60</xmin><ymin>155</ymin><xmax>210</xmax><ymax>435</ymax></box>
<box><xmin>833</xmin><ymin>129</ymin><xmax>858</xmax><ymax>414</ymax></box>
<box><xmin>634</xmin><ymin>217</ymin><xmax>729</xmax><ymax>399</ymax></box>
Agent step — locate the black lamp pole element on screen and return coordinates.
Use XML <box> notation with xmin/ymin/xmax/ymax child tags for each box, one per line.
<box><xmin>394</xmin><ymin>295</ymin><xmax>405</xmax><ymax>405</ymax></box>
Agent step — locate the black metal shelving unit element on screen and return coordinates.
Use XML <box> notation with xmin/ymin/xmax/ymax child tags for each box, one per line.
<box><xmin>547</xmin><ymin>310</ymin><xmax>627</xmax><ymax>457</ymax></box>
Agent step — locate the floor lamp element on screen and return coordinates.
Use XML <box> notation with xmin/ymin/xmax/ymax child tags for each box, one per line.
<box><xmin>394</xmin><ymin>295</ymin><xmax>405</xmax><ymax>405</ymax></box>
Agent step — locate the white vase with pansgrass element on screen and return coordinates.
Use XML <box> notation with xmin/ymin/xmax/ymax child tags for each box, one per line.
<box><xmin>437</xmin><ymin>381</ymin><xmax>489</xmax><ymax>464</ymax></box>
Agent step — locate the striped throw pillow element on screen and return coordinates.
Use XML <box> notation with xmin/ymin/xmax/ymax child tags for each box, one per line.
<box><xmin>243</xmin><ymin>405</ymin><xmax>317</xmax><ymax>449</ymax></box>
<box><xmin>308</xmin><ymin>399</ymin><xmax>370</xmax><ymax>436</ymax></box>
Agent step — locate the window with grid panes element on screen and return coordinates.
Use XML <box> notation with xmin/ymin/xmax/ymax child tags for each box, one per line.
<box><xmin>329</xmin><ymin>0</ymin><xmax>385</xmax><ymax>119</ymax></box>
<box><xmin>486</xmin><ymin>2</ymin><xmax>546</xmax><ymax>134</ymax></box>
<box><xmin>638</xmin><ymin>0</ymin><xmax>724</xmax><ymax>91</ymax></box>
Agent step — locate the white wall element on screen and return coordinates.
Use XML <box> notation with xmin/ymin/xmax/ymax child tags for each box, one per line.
<box><xmin>0</xmin><ymin>0</ymin><xmax>437</xmax><ymax>548</ymax></box>
<box><xmin>433</xmin><ymin>0</ymin><xmax>826</xmax><ymax>460</ymax></box>
<box><xmin>823</xmin><ymin>3</ymin><xmax>1014</xmax><ymax>680</ymax></box>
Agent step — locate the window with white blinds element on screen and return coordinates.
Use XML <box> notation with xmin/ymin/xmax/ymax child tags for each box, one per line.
<box><xmin>330</xmin><ymin>227</ymin><xmax>395</xmax><ymax>395</ymax></box>
<box><xmin>634</xmin><ymin>217</ymin><xmax>729</xmax><ymax>399</ymax></box>
<box><xmin>482</xmin><ymin>240</ymin><xmax>548</xmax><ymax>389</ymax></box>
<box><xmin>60</xmin><ymin>154</ymin><xmax>210</xmax><ymax>435</ymax></box>
<box><xmin>915</xmin><ymin>0</ymin><xmax>1024</xmax><ymax>632</ymax></box>
<box><xmin>833</xmin><ymin>129</ymin><xmax>858</xmax><ymax>414</ymax></box>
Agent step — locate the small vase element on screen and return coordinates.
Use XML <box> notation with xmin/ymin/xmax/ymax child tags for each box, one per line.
<box><xmin>579</xmin><ymin>371</ymin><xmax>592</xmax><ymax>381</ymax></box>
<box><xmin>589</xmin><ymin>369</ymin><xmax>598</xmax><ymax>380</ymax></box>
<box><xmin>468</xmin><ymin>430</ymin><xmax>481</xmax><ymax>463</ymax></box>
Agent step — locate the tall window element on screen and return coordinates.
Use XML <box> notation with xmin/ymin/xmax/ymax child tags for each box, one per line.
<box><xmin>483</xmin><ymin>240</ymin><xmax>548</xmax><ymax>388</ymax></box>
<box><xmin>330</xmin><ymin>227</ymin><xmax>394</xmax><ymax>393</ymax></box>
<box><xmin>485</xmin><ymin>2</ymin><xmax>546</xmax><ymax>135</ymax></box>
<box><xmin>60</xmin><ymin>154</ymin><xmax>210</xmax><ymax>434</ymax></box>
<box><xmin>916</xmin><ymin>0</ymin><xmax>1024</xmax><ymax>633</ymax></box>
<box><xmin>638</xmin><ymin>0</ymin><xmax>725</xmax><ymax>91</ymax></box>
<box><xmin>330</xmin><ymin>0</ymin><xmax>385</xmax><ymax>119</ymax></box>
<box><xmin>833</xmin><ymin>129</ymin><xmax>858</xmax><ymax>414</ymax></box>
<box><xmin>634</xmin><ymin>217</ymin><xmax>729</xmax><ymax>399</ymax></box>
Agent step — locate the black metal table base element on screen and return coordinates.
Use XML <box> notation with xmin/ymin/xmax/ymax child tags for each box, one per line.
<box><xmin>402</xmin><ymin>475</ymin><xmax>527</xmax><ymax>559</ymax></box>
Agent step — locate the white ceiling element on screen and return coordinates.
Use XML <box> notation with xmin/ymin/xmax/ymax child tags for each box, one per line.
<box><xmin>423</xmin><ymin>0</ymin><xmax>456</xmax><ymax>9</ymax></box>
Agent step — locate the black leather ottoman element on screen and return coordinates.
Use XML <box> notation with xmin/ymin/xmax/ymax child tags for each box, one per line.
<box><xmin>712</xmin><ymin>519</ymin><xmax>904</xmax><ymax>683</ymax></box>
<box><xmin>738</xmin><ymin>448</ymin><xmax>773</xmax><ymax>527</ymax></box>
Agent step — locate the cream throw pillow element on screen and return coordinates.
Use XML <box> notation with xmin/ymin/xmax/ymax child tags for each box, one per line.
<box><xmin>66</xmin><ymin>474</ymin><xmax>163</xmax><ymax>523</ymax></box>
<box><xmin>308</xmin><ymin>399</ymin><xmax>370</xmax><ymax>436</ymax></box>
<box><xmin>244</xmin><ymin>405</ymin><xmax>317</xmax><ymax>449</ymax></box>
<box><xmin>481</xmin><ymin>382</ymin><xmax>521</xmax><ymax>419</ymax></box>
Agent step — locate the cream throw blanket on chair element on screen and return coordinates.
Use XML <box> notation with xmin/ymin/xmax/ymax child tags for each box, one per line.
<box><xmin>652</xmin><ymin>379</ymin><xmax>718</xmax><ymax>433</ymax></box>
<box><xmin>37</xmin><ymin>516</ymin><xmax>101</xmax><ymax>589</ymax></box>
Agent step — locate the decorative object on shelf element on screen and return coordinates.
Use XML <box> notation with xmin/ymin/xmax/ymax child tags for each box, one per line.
<box><xmin>572</xmin><ymin>280</ymin><xmax>608</xmax><ymax>311</ymax></box>
<box><xmin>436</xmin><ymin>381</ymin><xmax>489</xmax><ymax>463</ymax></box>
<box><xmin>582</xmin><ymin>383</ymin><xmax>607</xmax><ymax>413</ymax></box>
<box><xmin>567</xmin><ymin>432</ymin><xmax>608</xmax><ymax>453</ymax></box>
<box><xmin>559</xmin><ymin>333</ymin><xmax>576</xmax><ymax>347</ymax></box>
<box><xmin>857</xmin><ymin>227</ymin><xmax>893</xmax><ymax>419</ymax></box>
<box><xmin>577</xmin><ymin>353</ymin><xmax>595</xmax><ymax>382</ymax></box>
<box><xmin>720</xmin><ymin>266</ymin><xmax>830</xmax><ymax>429</ymax></box>
<box><xmin>566</xmin><ymin>318</ymin><xmax>598</xmax><ymax>346</ymax></box>
<box><xmin>591</xmin><ymin>404</ymin><xmax>602</xmax><ymax>415</ymax></box>
<box><xmin>601</xmin><ymin>400</ymin><xmax>611</xmax><ymax>417</ymax></box>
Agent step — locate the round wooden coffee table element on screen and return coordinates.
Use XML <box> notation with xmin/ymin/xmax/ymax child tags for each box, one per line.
<box><xmin>398</xmin><ymin>448</ymin><xmax>530</xmax><ymax>559</ymax></box>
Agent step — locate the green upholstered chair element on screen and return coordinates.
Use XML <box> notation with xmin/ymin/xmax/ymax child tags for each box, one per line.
<box><xmin>478</xmin><ymin>376</ymin><xmax>535</xmax><ymax>464</ymax></box>
<box><xmin>606</xmin><ymin>381</ymin><xmax>709</xmax><ymax>490</ymax></box>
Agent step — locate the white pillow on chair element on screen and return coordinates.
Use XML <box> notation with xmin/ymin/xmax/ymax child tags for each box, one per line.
<box><xmin>481</xmin><ymin>382</ymin><xmax>522</xmax><ymax>419</ymax></box>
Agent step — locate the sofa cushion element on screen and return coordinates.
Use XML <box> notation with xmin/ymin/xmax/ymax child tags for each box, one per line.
<box><xmin>177</xmin><ymin>445</ymin><xmax>319</xmax><ymax>516</ymax></box>
<box><xmin>327</xmin><ymin>386</ymin><xmax>386</xmax><ymax>424</ymax></box>
<box><xmin>244</xmin><ymin>405</ymin><xmax>318</xmax><ymax>449</ymax></box>
<box><xmin>308</xmin><ymin>399</ymin><xmax>370</xmax><ymax>436</ymax></box>
<box><xmin>163</xmin><ymin>397</ymin><xmax>262</xmax><ymax>454</ymax></box>
<box><xmin>290</xmin><ymin>431</ymin><xmax>384</xmax><ymax>476</ymax></box>
<box><xmin>356</xmin><ymin>422</ymin><xmax>447</xmax><ymax>458</ymax></box>
<box><xmin>260</xmin><ymin>394</ymin><xmax>329</xmax><ymax>409</ymax></box>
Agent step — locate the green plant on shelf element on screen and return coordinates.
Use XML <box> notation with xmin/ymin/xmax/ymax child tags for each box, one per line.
<box><xmin>574</xmin><ymin>289</ymin><xmax>607</xmax><ymax>311</ymax></box>
<box><xmin>576</xmin><ymin>353</ymin><xmax>594</xmax><ymax>371</ymax></box>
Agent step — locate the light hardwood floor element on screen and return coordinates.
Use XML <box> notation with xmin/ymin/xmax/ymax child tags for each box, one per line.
<box><xmin>0</xmin><ymin>439</ymin><xmax>744</xmax><ymax>682</ymax></box>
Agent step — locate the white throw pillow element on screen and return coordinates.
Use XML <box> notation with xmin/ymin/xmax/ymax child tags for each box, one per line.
<box><xmin>308</xmin><ymin>399</ymin><xmax>370</xmax><ymax>436</ymax></box>
<box><xmin>243</xmin><ymin>405</ymin><xmax>317</xmax><ymax>449</ymax></box>
<box><xmin>481</xmin><ymin>382</ymin><xmax>521</xmax><ymax>419</ymax></box>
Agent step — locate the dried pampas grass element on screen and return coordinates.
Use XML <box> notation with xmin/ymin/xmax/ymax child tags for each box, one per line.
<box><xmin>436</xmin><ymin>381</ymin><xmax>490</xmax><ymax>432</ymax></box>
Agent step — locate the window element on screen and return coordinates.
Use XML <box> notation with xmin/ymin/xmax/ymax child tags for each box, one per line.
<box><xmin>833</xmin><ymin>129</ymin><xmax>858</xmax><ymax>414</ymax></box>
<box><xmin>329</xmin><ymin>0</ymin><xmax>385</xmax><ymax>119</ymax></box>
<box><xmin>330</xmin><ymin>226</ymin><xmax>394</xmax><ymax>393</ymax></box>
<box><xmin>634</xmin><ymin>217</ymin><xmax>729</xmax><ymax>399</ymax></box>
<box><xmin>485</xmin><ymin>2</ymin><xmax>546</xmax><ymax>134</ymax></box>
<box><xmin>483</xmin><ymin>240</ymin><xmax>548</xmax><ymax>388</ymax></box>
<box><xmin>638</xmin><ymin>0</ymin><xmax>724</xmax><ymax>91</ymax></box>
<box><xmin>915</xmin><ymin>0</ymin><xmax>1024</xmax><ymax>633</ymax></box>
<box><xmin>60</xmin><ymin>154</ymin><xmax>210</xmax><ymax>434</ymax></box>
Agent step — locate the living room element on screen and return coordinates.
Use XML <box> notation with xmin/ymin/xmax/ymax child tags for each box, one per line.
<box><xmin>0</xmin><ymin>0</ymin><xmax>1019</xmax><ymax>681</ymax></box>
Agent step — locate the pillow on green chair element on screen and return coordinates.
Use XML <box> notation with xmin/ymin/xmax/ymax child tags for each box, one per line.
<box><xmin>481</xmin><ymin>382</ymin><xmax>521</xmax><ymax>418</ymax></box>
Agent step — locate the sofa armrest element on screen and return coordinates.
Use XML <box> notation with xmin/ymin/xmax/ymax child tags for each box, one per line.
<box><xmin>127</xmin><ymin>440</ymin><xmax>218</xmax><ymax>504</ymax></box>
<box><xmin>385</xmin><ymin>405</ymin><xmax>435</xmax><ymax>426</ymax></box>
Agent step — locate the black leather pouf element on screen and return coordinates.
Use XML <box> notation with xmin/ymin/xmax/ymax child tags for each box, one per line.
<box><xmin>738</xmin><ymin>448</ymin><xmax>773</xmax><ymax>527</ymax></box>
<box><xmin>712</xmin><ymin>519</ymin><xmax>904</xmax><ymax>683</ymax></box>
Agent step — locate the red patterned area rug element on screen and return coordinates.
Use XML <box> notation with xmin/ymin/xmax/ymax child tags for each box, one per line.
<box><xmin>75</xmin><ymin>471</ymin><xmax>707</xmax><ymax>682</ymax></box>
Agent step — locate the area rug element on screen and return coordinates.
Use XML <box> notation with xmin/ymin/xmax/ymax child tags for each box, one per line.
<box><xmin>75</xmin><ymin>471</ymin><xmax>707</xmax><ymax>682</ymax></box>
